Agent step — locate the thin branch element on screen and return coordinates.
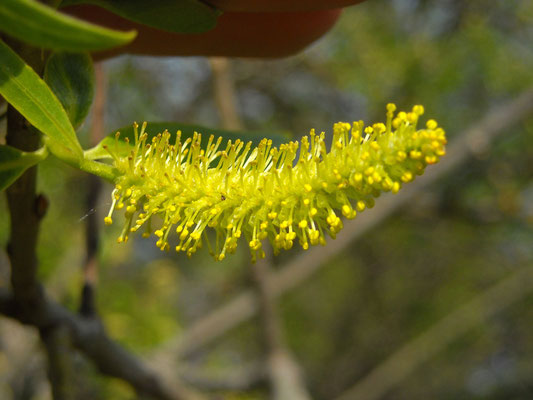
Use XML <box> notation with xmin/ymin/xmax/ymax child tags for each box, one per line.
<box><xmin>209</xmin><ymin>57</ymin><xmax>243</xmax><ymax>130</ymax></box>
<box><xmin>210</xmin><ymin>57</ymin><xmax>311</xmax><ymax>399</ymax></box>
<box><xmin>5</xmin><ymin>105</ymin><xmax>44</xmax><ymax>311</ymax></box>
<box><xmin>252</xmin><ymin>251</ymin><xmax>284</xmax><ymax>356</ymax></box>
<box><xmin>0</xmin><ymin>287</ymin><xmax>203</xmax><ymax>400</ymax></box>
<box><xmin>150</xmin><ymin>88</ymin><xmax>533</xmax><ymax>360</ymax></box>
<box><xmin>6</xmin><ymin>100</ymin><xmax>78</xmax><ymax>399</ymax></box>
<box><xmin>80</xmin><ymin>62</ymin><xmax>106</xmax><ymax>317</ymax></box>
<box><xmin>2</xmin><ymin>52</ymin><xmax>204</xmax><ymax>399</ymax></box>
<box><xmin>334</xmin><ymin>263</ymin><xmax>533</xmax><ymax>400</ymax></box>
<box><xmin>2</xmin><ymin>39</ymin><xmax>80</xmax><ymax>399</ymax></box>
<box><xmin>252</xmin><ymin>252</ymin><xmax>312</xmax><ymax>400</ymax></box>
<box><xmin>39</xmin><ymin>325</ymin><xmax>77</xmax><ymax>400</ymax></box>
<box><xmin>179</xmin><ymin>361</ymin><xmax>266</xmax><ymax>392</ymax></box>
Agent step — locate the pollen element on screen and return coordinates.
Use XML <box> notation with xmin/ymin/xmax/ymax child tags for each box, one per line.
<box><xmin>105</xmin><ymin>104</ymin><xmax>446</xmax><ymax>261</ymax></box>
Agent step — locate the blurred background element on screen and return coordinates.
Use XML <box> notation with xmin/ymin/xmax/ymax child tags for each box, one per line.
<box><xmin>1</xmin><ymin>0</ymin><xmax>532</xmax><ymax>398</ymax></box>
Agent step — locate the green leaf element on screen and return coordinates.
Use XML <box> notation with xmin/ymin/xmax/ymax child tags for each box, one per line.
<box><xmin>0</xmin><ymin>39</ymin><xmax>83</xmax><ymax>160</ymax></box>
<box><xmin>0</xmin><ymin>145</ymin><xmax>48</xmax><ymax>192</ymax></box>
<box><xmin>44</xmin><ymin>52</ymin><xmax>94</xmax><ymax>129</ymax></box>
<box><xmin>62</xmin><ymin>0</ymin><xmax>219</xmax><ymax>34</ymax></box>
<box><xmin>85</xmin><ymin>122</ymin><xmax>290</xmax><ymax>160</ymax></box>
<box><xmin>0</xmin><ymin>0</ymin><xmax>136</xmax><ymax>51</ymax></box>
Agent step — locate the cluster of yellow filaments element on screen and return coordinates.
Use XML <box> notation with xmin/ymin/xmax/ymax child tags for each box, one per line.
<box><xmin>104</xmin><ymin>104</ymin><xmax>446</xmax><ymax>262</ymax></box>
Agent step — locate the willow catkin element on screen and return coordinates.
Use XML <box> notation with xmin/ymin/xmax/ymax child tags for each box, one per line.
<box><xmin>104</xmin><ymin>104</ymin><xmax>446</xmax><ymax>262</ymax></box>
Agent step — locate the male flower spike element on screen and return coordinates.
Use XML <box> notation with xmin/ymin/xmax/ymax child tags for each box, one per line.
<box><xmin>105</xmin><ymin>104</ymin><xmax>446</xmax><ymax>262</ymax></box>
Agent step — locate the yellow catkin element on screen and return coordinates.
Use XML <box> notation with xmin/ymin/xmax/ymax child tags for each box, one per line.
<box><xmin>105</xmin><ymin>105</ymin><xmax>446</xmax><ymax>261</ymax></box>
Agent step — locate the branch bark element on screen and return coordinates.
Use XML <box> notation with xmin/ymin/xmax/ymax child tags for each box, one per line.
<box><xmin>80</xmin><ymin>61</ymin><xmax>106</xmax><ymax>317</ymax></box>
<box><xmin>6</xmin><ymin>105</ymin><xmax>43</xmax><ymax>312</ymax></box>
<box><xmin>150</xmin><ymin>88</ymin><xmax>533</xmax><ymax>361</ymax></box>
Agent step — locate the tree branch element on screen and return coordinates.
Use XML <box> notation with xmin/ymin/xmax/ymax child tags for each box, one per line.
<box><xmin>252</xmin><ymin>252</ymin><xmax>312</xmax><ymax>400</ymax></box>
<box><xmin>179</xmin><ymin>361</ymin><xmax>266</xmax><ymax>392</ymax></box>
<box><xmin>39</xmin><ymin>325</ymin><xmax>77</xmax><ymax>400</ymax></box>
<box><xmin>80</xmin><ymin>61</ymin><xmax>106</xmax><ymax>317</ymax></box>
<box><xmin>0</xmin><ymin>287</ymin><xmax>203</xmax><ymax>400</ymax></box>
<box><xmin>150</xmin><ymin>88</ymin><xmax>533</xmax><ymax>361</ymax></box>
<box><xmin>334</xmin><ymin>263</ymin><xmax>533</xmax><ymax>400</ymax></box>
<box><xmin>5</xmin><ymin>99</ymin><xmax>78</xmax><ymax>399</ymax></box>
<box><xmin>209</xmin><ymin>57</ymin><xmax>243</xmax><ymax>131</ymax></box>
<box><xmin>3</xmin><ymin>39</ymin><xmax>81</xmax><ymax>399</ymax></box>
<box><xmin>5</xmin><ymin>105</ymin><xmax>44</xmax><ymax>312</ymax></box>
<box><xmin>2</xmin><ymin>48</ymin><xmax>204</xmax><ymax>400</ymax></box>
<box><xmin>210</xmin><ymin>57</ymin><xmax>311</xmax><ymax>399</ymax></box>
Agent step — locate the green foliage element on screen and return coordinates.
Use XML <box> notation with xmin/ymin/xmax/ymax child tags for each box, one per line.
<box><xmin>44</xmin><ymin>52</ymin><xmax>95</xmax><ymax>129</ymax></box>
<box><xmin>0</xmin><ymin>0</ymin><xmax>136</xmax><ymax>51</ymax></box>
<box><xmin>61</xmin><ymin>0</ymin><xmax>220</xmax><ymax>34</ymax></box>
<box><xmin>0</xmin><ymin>145</ymin><xmax>47</xmax><ymax>191</ymax></box>
<box><xmin>0</xmin><ymin>39</ymin><xmax>83</xmax><ymax>159</ymax></box>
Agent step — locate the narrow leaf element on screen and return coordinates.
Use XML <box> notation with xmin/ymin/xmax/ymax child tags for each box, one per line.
<box><xmin>62</xmin><ymin>0</ymin><xmax>219</xmax><ymax>34</ymax></box>
<box><xmin>0</xmin><ymin>0</ymin><xmax>136</xmax><ymax>51</ymax></box>
<box><xmin>0</xmin><ymin>39</ymin><xmax>83</xmax><ymax>159</ymax></box>
<box><xmin>45</xmin><ymin>52</ymin><xmax>94</xmax><ymax>129</ymax></box>
<box><xmin>0</xmin><ymin>145</ymin><xmax>47</xmax><ymax>192</ymax></box>
<box><xmin>85</xmin><ymin>122</ymin><xmax>290</xmax><ymax>160</ymax></box>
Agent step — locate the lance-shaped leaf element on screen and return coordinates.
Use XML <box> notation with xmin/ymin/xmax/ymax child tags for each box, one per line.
<box><xmin>84</xmin><ymin>121</ymin><xmax>290</xmax><ymax>160</ymax></box>
<box><xmin>61</xmin><ymin>0</ymin><xmax>219</xmax><ymax>34</ymax></box>
<box><xmin>0</xmin><ymin>0</ymin><xmax>136</xmax><ymax>51</ymax></box>
<box><xmin>0</xmin><ymin>145</ymin><xmax>48</xmax><ymax>192</ymax></box>
<box><xmin>45</xmin><ymin>52</ymin><xmax>94</xmax><ymax>129</ymax></box>
<box><xmin>0</xmin><ymin>39</ymin><xmax>83</xmax><ymax>159</ymax></box>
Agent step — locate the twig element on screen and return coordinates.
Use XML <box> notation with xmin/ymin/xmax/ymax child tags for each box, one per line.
<box><xmin>0</xmin><ymin>95</ymin><xmax>6</xmax><ymax>122</ymax></box>
<box><xmin>210</xmin><ymin>57</ymin><xmax>312</xmax><ymax>399</ymax></box>
<box><xmin>3</xmin><ymin>40</ymin><xmax>80</xmax><ymax>399</ymax></box>
<box><xmin>39</xmin><ymin>325</ymin><xmax>77</xmax><ymax>400</ymax></box>
<box><xmin>334</xmin><ymin>263</ymin><xmax>533</xmax><ymax>400</ymax></box>
<box><xmin>5</xmin><ymin>105</ymin><xmax>44</xmax><ymax>312</ymax></box>
<box><xmin>209</xmin><ymin>57</ymin><xmax>243</xmax><ymax>130</ymax></box>
<box><xmin>150</xmin><ymin>88</ymin><xmax>533</xmax><ymax>360</ymax></box>
<box><xmin>6</xmin><ymin>101</ymin><xmax>78</xmax><ymax>399</ymax></box>
<box><xmin>80</xmin><ymin>62</ymin><xmax>106</xmax><ymax>317</ymax></box>
<box><xmin>179</xmin><ymin>361</ymin><xmax>266</xmax><ymax>392</ymax></box>
<box><xmin>252</xmin><ymin>252</ymin><xmax>312</xmax><ymax>400</ymax></box>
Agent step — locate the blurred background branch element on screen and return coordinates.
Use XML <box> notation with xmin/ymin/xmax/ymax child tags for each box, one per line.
<box><xmin>209</xmin><ymin>56</ymin><xmax>312</xmax><ymax>400</ymax></box>
<box><xmin>80</xmin><ymin>61</ymin><xmax>106</xmax><ymax>317</ymax></box>
<box><xmin>335</xmin><ymin>262</ymin><xmax>533</xmax><ymax>400</ymax></box>
<box><xmin>0</xmin><ymin>287</ymin><xmax>204</xmax><ymax>400</ymax></box>
<box><xmin>253</xmin><ymin>252</ymin><xmax>312</xmax><ymax>400</ymax></box>
<box><xmin>151</xmin><ymin>86</ymin><xmax>533</xmax><ymax>362</ymax></box>
<box><xmin>209</xmin><ymin>57</ymin><xmax>243</xmax><ymax>131</ymax></box>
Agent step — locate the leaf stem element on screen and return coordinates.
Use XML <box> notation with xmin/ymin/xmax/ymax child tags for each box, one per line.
<box><xmin>42</xmin><ymin>136</ymin><xmax>118</xmax><ymax>182</ymax></box>
<box><xmin>78</xmin><ymin>158</ymin><xmax>116</xmax><ymax>183</ymax></box>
